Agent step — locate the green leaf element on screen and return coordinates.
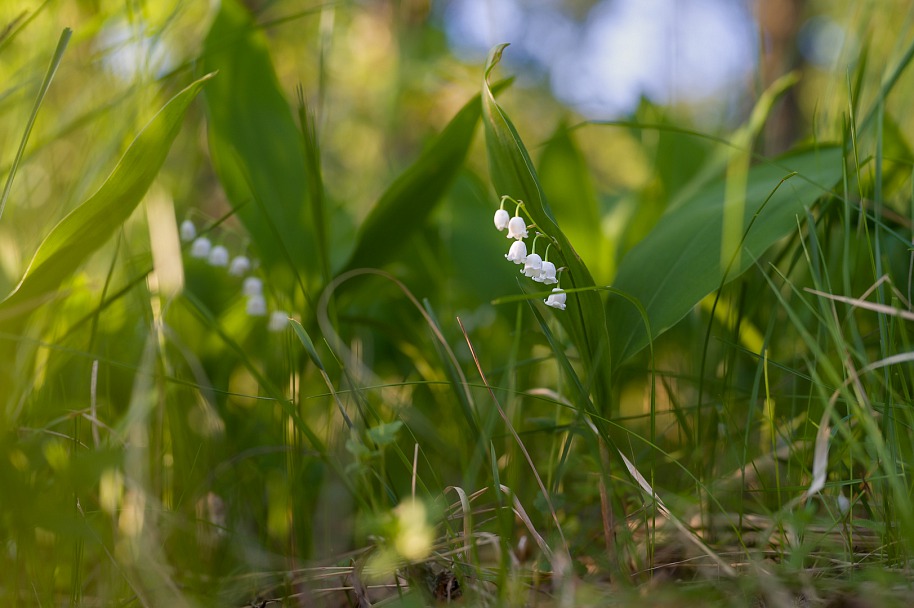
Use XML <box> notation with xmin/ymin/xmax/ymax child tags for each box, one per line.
<box><xmin>202</xmin><ymin>0</ymin><xmax>316</xmax><ymax>291</ymax></box>
<box><xmin>1</xmin><ymin>28</ymin><xmax>70</xmax><ymax>223</ymax></box>
<box><xmin>607</xmin><ymin>145</ymin><xmax>843</xmax><ymax>363</ymax></box>
<box><xmin>367</xmin><ymin>420</ymin><xmax>404</xmax><ymax>447</ymax></box>
<box><xmin>0</xmin><ymin>74</ymin><xmax>212</xmax><ymax>322</ymax></box>
<box><xmin>537</xmin><ymin>124</ymin><xmax>604</xmax><ymax>282</ymax></box>
<box><xmin>289</xmin><ymin>317</ymin><xmax>324</xmax><ymax>372</ymax></box>
<box><xmin>482</xmin><ymin>45</ymin><xmax>613</xmax><ymax>412</ymax></box>
<box><xmin>343</xmin><ymin>81</ymin><xmax>511</xmax><ymax>272</ymax></box>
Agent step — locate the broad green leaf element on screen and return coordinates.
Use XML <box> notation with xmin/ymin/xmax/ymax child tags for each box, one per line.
<box><xmin>0</xmin><ymin>74</ymin><xmax>212</xmax><ymax>322</ymax></box>
<box><xmin>343</xmin><ymin>81</ymin><xmax>511</xmax><ymax>273</ymax></box>
<box><xmin>537</xmin><ymin>124</ymin><xmax>604</xmax><ymax>282</ymax></box>
<box><xmin>482</xmin><ymin>45</ymin><xmax>613</xmax><ymax>412</ymax></box>
<box><xmin>607</xmin><ymin>145</ymin><xmax>843</xmax><ymax>363</ymax></box>
<box><xmin>202</xmin><ymin>0</ymin><xmax>316</xmax><ymax>291</ymax></box>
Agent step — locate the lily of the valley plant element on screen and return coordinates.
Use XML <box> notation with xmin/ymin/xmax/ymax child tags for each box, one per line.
<box><xmin>494</xmin><ymin>195</ymin><xmax>566</xmax><ymax>310</ymax></box>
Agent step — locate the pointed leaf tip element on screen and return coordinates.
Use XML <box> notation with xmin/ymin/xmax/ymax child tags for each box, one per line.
<box><xmin>485</xmin><ymin>43</ymin><xmax>511</xmax><ymax>81</ymax></box>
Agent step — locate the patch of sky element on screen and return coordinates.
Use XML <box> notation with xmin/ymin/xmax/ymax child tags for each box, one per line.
<box><xmin>439</xmin><ymin>0</ymin><xmax>759</xmax><ymax>120</ymax></box>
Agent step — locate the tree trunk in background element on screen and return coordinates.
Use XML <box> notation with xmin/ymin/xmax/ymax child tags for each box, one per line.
<box><xmin>756</xmin><ymin>0</ymin><xmax>806</xmax><ymax>155</ymax></box>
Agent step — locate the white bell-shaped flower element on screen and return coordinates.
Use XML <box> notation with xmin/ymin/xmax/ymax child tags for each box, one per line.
<box><xmin>838</xmin><ymin>493</ymin><xmax>850</xmax><ymax>514</ymax></box>
<box><xmin>536</xmin><ymin>261</ymin><xmax>557</xmax><ymax>284</ymax></box>
<box><xmin>268</xmin><ymin>310</ymin><xmax>288</xmax><ymax>332</ymax></box>
<box><xmin>505</xmin><ymin>240</ymin><xmax>527</xmax><ymax>264</ymax></box>
<box><xmin>522</xmin><ymin>253</ymin><xmax>542</xmax><ymax>277</ymax></box>
<box><xmin>180</xmin><ymin>219</ymin><xmax>197</xmax><ymax>242</ymax></box>
<box><xmin>246</xmin><ymin>293</ymin><xmax>267</xmax><ymax>316</ymax></box>
<box><xmin>229</xmin><ymin>255</ymin><xmax>252</xmax><ymax>277</ymax></box>
<box><xmin>544</xmin><ymin>288</ymin><xmax>566</xmax><ymax>310</ymax></box>
<box><xmin>190</xmin><ymin>236</ymin><xmax>212</xmax><ymax>258</ymax></box>
<box><xmin>494</xmin><ymin>208</ymin><xmax>510</xmax><ymax>231</ymax></box>
<box><xmin>208</xmin><ymin>245</ymin><xmax>229</xmax><ymax>267</ymax></box>
<box><xmin>506</xmin><ymin>216</ymin><xmax>528</xmax><ymax>240</ymax></box>
<box><xmin>242</xmin><ymin>276</ymin><xmax>263</xmax><ymax>296</ymax></box>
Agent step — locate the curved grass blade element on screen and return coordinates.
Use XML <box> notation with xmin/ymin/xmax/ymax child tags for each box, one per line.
<box><xmin>607</xmin><ymin>145</ymin><xmax>843</xmax><ymax>363</ymax></box>
<box><xmin>343</xmin><ymin>80</ymin><xmax>512</xmax><ymax>273</ymax></box>
<box><xmin>0</xmin><ymin>74</ymin><xmax>213</xmax><ymax>323</ymax></box>
<box><xmin>482</xmin><ymin>44</ymin><xmax>612</xmax><ymax>412</ymax></box>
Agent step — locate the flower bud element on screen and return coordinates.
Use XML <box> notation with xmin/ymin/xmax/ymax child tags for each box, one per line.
<box><xmin>246</xmin><ymin>293</ymin><xmax>267</xmax><ymax>316</ymax></box>
<box><xmin>208</xmin><ymin>245</ymin><xmax>229</xmax><ymax>267</ymax></box>
<box><xmin>536</xmin><ymin>260</ymin><xmax>557</xmax><ymax>284</ymax></box>
<box><xmin>243</xmin><ymin>276</ymin><xmax>263</xmax><ymax>296</ymax></box>
<box><xmin>190</xmin><ymin>237</ymin><xmax>211</xmax><ymax>258</ymax></box>
<box><xmin>229</xmin><ymin>255</ymin><xmax>251</xmax><ymax>277</ymax></box>
<box><xmin>506</xmin><ymin>216</ymin><xmax>528</xmax><ymax>240</ymax></box>
<box><xmin>494</xmin><ymin>208</ymin><xmax>510</xmax><ymax>231</ymax></box>
<box><xmin>522</xmin><ymin>253</ymin><xmax>542</xmax><ymax>278</ymax></box>
<box><xmin>268</xmin><ymin>310</ymin><xmax>288</xmax><ymax>332</ymax></box>
<box><xmin>180</xmin><ymin>220</ymin><xmax>197</xmax><ymax>242</ymax></box>
<box><xmin>505</xmin><ymin>240</ymin><xmax>527</xmax><ymax>264</ymax></box>
<box><xmin>544</xmin><ymin>288</ymin><xmax>566</xmax><ymax>310</ymax></box>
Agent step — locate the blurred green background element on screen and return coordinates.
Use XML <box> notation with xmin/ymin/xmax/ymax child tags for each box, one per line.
<box><xmin>2</xmin><ymin>0</ymin><xmax>914</xmax><ymax>605</ymax></box>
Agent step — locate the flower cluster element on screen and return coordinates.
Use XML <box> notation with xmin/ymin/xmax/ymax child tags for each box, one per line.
<box><xmin>180</xmin><ymin>218</ymin><xmax>289</xmax><ymax>331</ymax></box>
<box><xmin>495</xmin><ymin>196</ymin><xmax>567</xmax><ymax>310</ymax></box>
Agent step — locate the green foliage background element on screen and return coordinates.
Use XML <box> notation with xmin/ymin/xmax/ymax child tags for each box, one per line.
<box><xmin>1</xmin><ymin>1</ymin><xmax>914</xmax><ymax>605</ymax></box>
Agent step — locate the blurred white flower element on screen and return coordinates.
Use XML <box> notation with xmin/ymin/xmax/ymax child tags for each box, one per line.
<box><xmin>522</xmin><ymin>253</ymin><xmax>542</xmax><ymax>278</ymax></box>
<box><xmin>228</xmin><ymin>255</ymin><xmax>251</xmax><ymax>276</ymax></box>
<box><xmin>246</xmin><ymin>293</ymin><xmax>267</xmax><ymax>316</ymax></box>
<box><xmin>179</xmin><ymin>219</ymin><xmax>196</xmax><ymax>242</ymax></box>
<box><xmin>268</xmin><ymin>310</ymin><xmax>288</xmax><ymax>332</ymax></box>
<box><xmin>494</xmin><ymin>208</ymin><xmax>510</xmax><ymax>231</ymax></box>
<box><xmin>208</xmin><ymin>245</ymin><xmax>229</xmax><ymax>267</ymax></box>
<box><xmin>505</xmin><ymin>240</ymin><xmax>527</xmax><ymax>264</ymax></box>
<box><xmin>506</xmin><ymin>216</ymin><xmax>528</xmax><ymax>240</ymax></box>
<box><xmin>190</xmin><ymin>237</ymin><xmax>211</xmax><ymax>258</ymax></box>
<box><xmin>536</xmin><ymin>260</ymin><xmax>557</xmax><ymax>284</ymax></box>
<box><xmin>544</xmin><ymin>288</ymin><xmax>566</xmax><ymax>310</ymax></box>
<box><xmin>838</xmin><ymin>493</ymin><xmax>850</xmax><ymax>514</ymax></box>
<box><xmin>243</xmin><ymin>276</ymin><xmax>263</xmax><ymax>296</ymax></box>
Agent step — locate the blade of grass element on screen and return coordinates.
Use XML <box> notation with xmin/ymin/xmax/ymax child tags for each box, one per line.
<box><xmin>0</xmin><ymin>27</ymin><xmax>71</xmax><ymax>223</ymax></box>
<box><xmin>458</xmin><ymin>317</ymin><xmax>566</xmax><ymax>563</ymax></box>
